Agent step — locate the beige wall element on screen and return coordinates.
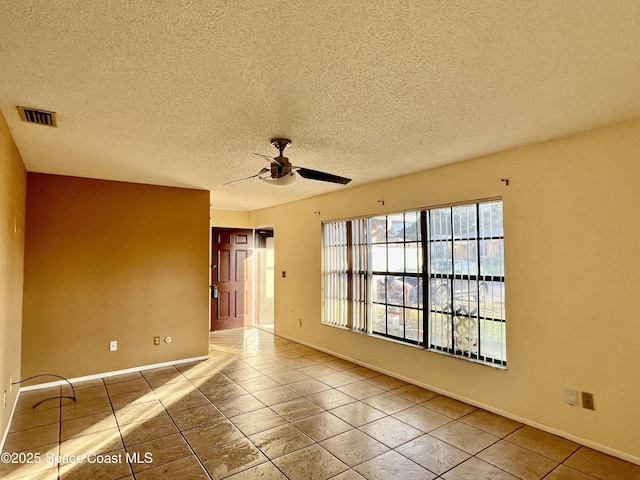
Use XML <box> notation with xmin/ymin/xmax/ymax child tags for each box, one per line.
<box><xmin>211</xmin><ymin>209</ymin><xmax>252</xmax><ymax>229</ymax></box>
<box><xmin>22</xmin><ymin>174</ymin><xmax>210</xmax><ymax>380</ymax></box>
<box><xmin>0</xmin><ymin>113</ymin><xmax>26</xmax><ymax>437</ymax></box>
<box><xmin>251</xmin><ymin>119</ymin><xmax>640</xmax><ymax>461</ymax></box>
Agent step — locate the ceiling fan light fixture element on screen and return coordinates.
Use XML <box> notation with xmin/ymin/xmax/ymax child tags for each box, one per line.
<box><xmin>260</xmin><ymin>172</ymin><xmax>297</xmax><ymax>187</ymax></box>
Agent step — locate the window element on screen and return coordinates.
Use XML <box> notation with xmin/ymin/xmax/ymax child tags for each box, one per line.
<box><xmin>321</xmin><ymin>200</ymin><xmax>506</xmax><ymax>366</ymax></box>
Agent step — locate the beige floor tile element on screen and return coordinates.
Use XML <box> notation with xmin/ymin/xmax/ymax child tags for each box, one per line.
<box><xmin>160</xmin><ymin>390</ymin><xmax>210</xmax><ymax>413</ymax></box>
<box><xmin>358</xmin><ymin>416</ymin><xmax>423</xmax><ymax>448</ymax></box>
<box><xmin>306</xmin><ymin>390</ymin><xmax>357</xmax><ymax>410</ymax></box>
<box><xmin>105</xmin><ymin>378</ymin><xmax>151</xmax><ymax>397</ymax></box>
<box><xmin>423</xmin><ymin>396</ymin><xmax>477</xmax><ymax>419</ymax></box>
<box><xmin>143</xmin><ymin>371</ymin><xmax>188</xmax><ymax>388</ymax></box>
<box><xmin>140</xmin><ymin>365</ymin><xmax>181</xmax><ymax>377</ymax></box>
<box><xmin>306</xmin><ymin>352</ymin><xmax>337</xmax><ymax>363</ymax></box>
<box><xmin>236</xmin><ymin>375</ymin><xmax>281</xmax><ymax>393</ymax></box>
<box><xmin>61</xmin><ymin>397</ymin><xmax>112</xmax><ymax>421</ymax></box>
<box><xmin>283</xmin><ymin>358</ymin><xmax>318</xmax><ymax>369</ymax></box>
<box><xmin>109</xmin><ymin>389</ymin><xmax>159</xmax><ymax>410</ymax></box>
<box><xmin>58</xmin><ymin>449</ymin><xmax>132</xmax><ymax>480</ymax></box>
<box><xmin>152</xmin><ymin>381</ymin><xmax>197</xmax><ymax>400</ymax></box>
<box><xmin>396</xmin><ymin>433</ymin><xmax>470</xmax><ymax>475</ymax></box>
<box><xmin>224</xmin><ymin>367</ymin><xmax>265</xmax><ymax>382</ymax></box>
<box><xmin>505</xmin><ymin>426</ymin><xmax>580</xmax><ymax>462</ymax></box>
<box><xmin>200</xmin><ymin>383</ymin><xmax>247</xmax><ymax>402</ymax></box>
<box><xmin>430</xmin><ymin>421</ymin><xmax>500</xmax><ymax>454</ymax></box>
<box><xmin>270</xmin><ymin>398</ymin><xmax>324</xmax><ymax>422</ymax></box>
<box><xmin>125</xmin><ymin>433</ymin><xmax>192</xmax><ymax>473</ymax></box>
<box><xmin>288</xmin><ymin>379</ymin><xmax>333</xmax><ymax>396</ymax></box>
<box><xmin>477</xmin><ymin>440</ymin><xmax>558</xmax><ymax>480</ymax></box>
<box><xmin>120</xmin><ymin>414</ymin><xmax>179</xmax><ymax>446</ymax></box>
<box><xmin>242</xmin><ymin>355</ymin><xmax>280</xmax><ymax>367</ymax></box>
<box><xmin>251</xmin><ymin>385</ymin><xmax>301</xmax><ymax>406</ymax></box>
<box><xmin>337</xmin><ymin>382</ymin><xmax>385</xmax><ymax>401</ymax></box>
<box><xmin>544</xmin><ymin>465</ymin><xmax>600</xmax><ymax>480</ymax></box>
<box><xmin>14</xmin><ymin>388</ymin><xmax>61</xmax><ymax>415</ymax></box>
<box><xmin>191</xmin><ymin>374</ymin><xmax>233</xmax><ymax>393</ymax></box>
<box><xmin>103</xmin><ymin>372</ymin><xmax>143</xmax><ymax>384</ymax></box>
<box><xmin>268</xmin><ymin>371</ymin><xmax>312</xmax><ymax>385</ymax></box>
<box><xmin>392</xmin><ymin>404</ymin><xmax>452</xmax><ymax>433</ymax></box>
<box><xmin>273</xmin><ymin>444</ymin><xmax>348</xmax><ymax>480</ymax></box>
<box><xmin>321</xmin><ymin>429</ymin><xmax>389</xmax><ymax>467</ymax></box>
<box><xmin>344</xmin><ymin>367</ymin><xmax>381</xmax><ymax>381</ymax></box>
<box><xmin>69</xmin><ymin>378</ymin><xmax>106</xmax><ymax>390</ymax></box>
<box><xmin>0</xmin><ymin>442</ymin><xmax>59</xmax><ymax>479</ymax></box>
<box><xmin>230</xmin><ymin>407</ymin><xmax>288</xmax><ymax>436</ymax></box>
<box><xmin>9</xmin><ymin>408</ymin><xmax>60</xmax><ymax>433</ymax></box>
<box><xmin>225</xmin><ymin>461</ymin><xmax>288</xmax><ymax>479</ymax></box>
<box><xmin>61</xmin><ymin>385</ymin><xmax>108</xmax><ymax>405</ymax></box>
<box><xmin>563</xmin><ymin>447</ymin><xmax>640</xmax><ymax>480</ymax></box>
<box><xmin>324</xmin><ymin>359</ymin><xmax>359</xmax><ymax>371</ymax></box>
<box><xmin>298</xmin><ymin>364</ymin><xmax>339</xmax><ymax>377</ymax></box>
<box><xmin>293</xmin><ymin>412</ymin><xmax>354</xmax><ymax>442</ymax></box>
<box><xmin>330</xmin><ymin>401</ymin><xmax>387</xmax><ymax>427</ymax></box>
<box><xmin>115</xmin><ymin>400</ymin><xmax>166</xmax><ymax>426</ymax></box>
<box><xmin>180</xmin><ymin>363</ymin><xmax>220</xmax><ymax>380</ymax></box>
<box><xmin>390</xmin><ymin>385</ymin><xmax>439</xmax><ymax>403</ymax></box>
<box><xmin>214</xmin><ymin>393</ymin><xmax>265</xmax><ymax>417</ymax></box>
<box><xmin>249</xmin><ymin>424</ymin><xmax>315</xmax><ymax>459</ymax></box>
<box><xmin>135</xmin><ymin>455</ymin><xmax>209</xmax><ymax>480</ymax></box>
<box><xmin>169</xmin><ymin>404</ymin><xmax>225</xmax><ymax>431</ymax></box>
<box><xmin>61</xmin><ymin>411</ymin><xmax>118</xmax><ymax>440</ymax></box>
<box><xmin>441</xmin><ymin>457</ymin><xmax>519</xmax><ymax>479</ymax></box>
<box><xmin>354</xmin><ymin>450</ymin><xmax>436</xmax><ymax>480</ymax></box>
<box><xmin>199</xmin><ymin>437</ymin><xmax>268</xmax><ymax>479</ymax></box>
<box><xmin>59</xmin><ymin>427</ymin><xmax>123</xmax><ymax>457</ymax></box>
<box><xmin>364</xmin><ymin>375</ymin><xmax>408</xmax><ymax>391</ymax></box>
<box><xmin>182</xmin><ymin>419</ymin><xmax>244</xmax><ymax>452</ymax></box>
<box><xmin>458</xmin><ymin>409</ymin><xmax>522</xmax><ymax>437</ymax></box>
<box><xmin>361</xmin><ymin>392</ymin><xmax>415</xmax><ymax>415</ymax></box>
<box><xmin>331</xmin><ymin>470</ymin><xmax>367</xmax><ymax>480</ymax></box>
<box><xmin>316</xmin><ymin>372</ymin><xmax>360</xmax><ymax>388</ymax></box>
<box><xmin>4</xmin><ymin>423</ymin><xmax>60</xmax><ymax>452</ymax></box>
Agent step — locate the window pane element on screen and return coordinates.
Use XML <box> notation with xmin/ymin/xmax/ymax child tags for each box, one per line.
<box><xmin>405</xmin><ymin>308</ymin><xmax>419</xmax><ymax>342</ymax></box>
<box><xmin>372</xmin><ymin>217</ymin><xmax>386</xmax><ymax>243</ymax></box>
<box><xmin>430</xmin><ymin>208</ymin><xmax>451</xmax><ymax>239</ymax></box>
<box><xmin>480</xmin><ymin>239</ymin><xmax>504</xmax><ymax>276</ymax></box>
<box><xmin>372</xmin><ymin>274</ymin><xmax>386</xmax><ymax>304</ymax></box>
<box><xmin>372</xmin><ymin>304</ymin><xmax>386</xmax><ymax>334</ymax></box>
<box><xmin>429</xmin><ymin>312</ymin><xmax>452</xmax><ymax>350</ymax></box>
<box><xmin>479</xmin><ymin>201</ymin><xmax>503</xmax><ymax>238</ymax></box>
<box><xmin>452</xmin><ymin>204</ymin><xmax>477</xmax><ymax>239</ymax></box>
<box><xmin>372</xmin><ymin>244</ymin><xmax>387</xmax><ymax>272</ymax></box>
<box><xmin>405</xmin><ymin>242</ymin><xmax>421</xmax><ymax>273</ymax></box>
<box><xmin>480</xmin><ymin>319</ymin><xmax>506</xmax><ymax>363</ymax></box>
<box><xmin>387</xmin><ymin>214</ymin><xmax>405</xmax><ymax>242</ymax></box>
<box><xmin>404</xmin><ymin>211</ymin><xmax>419</xmax><ymax>241</ymax></box>
<box><xmin>387</xmin><ymin>244</ymin><xmax>404</xmax><ymax>272</ymax></box>
<box><xmin>479</xmin><ymin>281</ymin><xmax>505</xmax><ymax>320</ymax></box>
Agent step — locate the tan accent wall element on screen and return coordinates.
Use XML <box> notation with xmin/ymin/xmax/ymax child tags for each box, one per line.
<box><xmin>22</xmin><ymin>174</ymin><xmax>210</xmax><ymax>381</ymax></box>
<box><xmin>0</xmin><ymin>112</ymin><xmax>26</xmax><ymax>436</ymax></box>
<box><xmin>251</xmin><ymin>119</ymin><xmax>640</xmax><ymax>461</ymax></box>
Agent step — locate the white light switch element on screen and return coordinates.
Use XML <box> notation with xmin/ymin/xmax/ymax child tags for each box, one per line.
<box><xmin>564</xmin><ymin>387</ymin><xmax>578</xmax><ymax>405</ymax></box>
<box><xmin>109</xmin><ymin>341</ymin><xmax>118</xmax><ymax>352</ymax></box>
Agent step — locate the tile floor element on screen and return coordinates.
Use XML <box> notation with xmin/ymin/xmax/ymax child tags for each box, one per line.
<box><xmin>1</xmin><ymin>327</ymin><xmax>639</xmax><ymax>480</ymax></box>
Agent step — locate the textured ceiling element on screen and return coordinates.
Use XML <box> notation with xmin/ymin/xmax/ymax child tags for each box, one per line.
<box><xmin>1</xmin><ymin>1</ymin><xmax>640</xmax><ymax>210</ymax></box>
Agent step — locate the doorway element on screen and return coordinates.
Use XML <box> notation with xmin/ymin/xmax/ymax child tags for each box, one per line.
<box><xmin>255</xmin><ymin>228</ymin><xmax>275</xmax><ymax>331</ymax></box>
<box><xmin>210</xmin><ymin>227</ymin><xmax>253</xmax><ymax>331</ymax></box>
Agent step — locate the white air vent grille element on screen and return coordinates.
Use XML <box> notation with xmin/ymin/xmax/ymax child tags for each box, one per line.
<box><xmin>17</xmin><ymin>106</ymin><xmax>57</xmax><ymax>127</ymax></box>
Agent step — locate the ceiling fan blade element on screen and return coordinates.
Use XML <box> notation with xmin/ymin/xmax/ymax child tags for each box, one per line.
<box><xmin>224</xmin><ymin>168</ymin><xmax>269</xmax><ymax>185</ymax></box>
<box><xmin>254</xmin><ymin>153</ymin><xmax>279</xmax><ymax>165</ymax></box>
<box><xmin>294</xmin><ymin>167</ymin><xmax>352</xmax><ymax>185</ymax></box>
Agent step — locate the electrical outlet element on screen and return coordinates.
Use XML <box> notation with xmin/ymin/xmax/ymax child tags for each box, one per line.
<box><xmin>154</xmin><ymin>336</ymin><xmax>160</xmax><ymax>346</ymax></box>
<box><xmin>581</xmin><ymin>392</ymin><xmax>595</xmax><ymax>410</ymax></box>
<box><xmin>299</xmin><ymin>319</ymin><xmax>303</xmax><ymax>327</ymax></box>
<box><xmin>109</xmin><ymin>340</ymin><xmax>118</xmax><ymax>352</ymax></box>
<box><xmin>564</xmin><ymin>387</ymin><xmax>578</xmax><ymax>406</ymax></box>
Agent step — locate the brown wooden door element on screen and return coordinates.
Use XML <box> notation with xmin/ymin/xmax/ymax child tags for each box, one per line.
<box><xmin>211</xmin><ymin>228</ymin><xmax>253</xmax><ymax>331</ymax></box>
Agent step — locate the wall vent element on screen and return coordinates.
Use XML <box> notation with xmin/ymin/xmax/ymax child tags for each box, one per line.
<box><xmin>16</xmin><ymin>106</ymin><xmax>57</xmax><ymax>127</ymax></box>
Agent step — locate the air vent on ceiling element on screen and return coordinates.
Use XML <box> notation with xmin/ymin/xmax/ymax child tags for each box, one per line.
<box><xmin>16</xmin><ymin>106</ymin><xmax>57</xmax><ymax>127</ymax></box>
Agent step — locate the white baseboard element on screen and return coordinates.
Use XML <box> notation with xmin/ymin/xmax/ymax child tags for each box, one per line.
<box><xmin>18</xmin><ymin>356</ymin><xmax>209</xmax><ymax>392</ymax></box>
<box><xmin>276</xmin><ymin>332</ymin><xmax>640</xmax><ymax>466</ymax></box>
<box><xmin>0</xmin><ymin>355</ymin><xmax>209</xmax><ymax>452</ymax></box>
<box><xmin>0</xmin><ymin>389</ymin><xmax>22</xmax><ymax>454</ymax></box>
